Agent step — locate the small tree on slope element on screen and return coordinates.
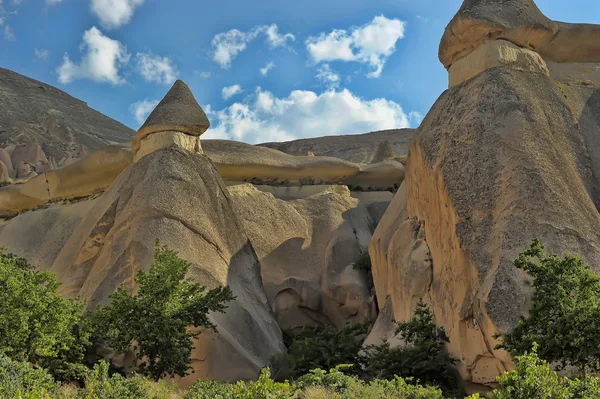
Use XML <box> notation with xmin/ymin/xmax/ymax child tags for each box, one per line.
<box><xmin>94</xmin><ymin>240</ymin><xmax>236</xmax><ymax>381</ymax></box>
<box><xmin>496</xmin><ymin>238</ymin><xmax>600</xmax><ymax>374</ymax></box>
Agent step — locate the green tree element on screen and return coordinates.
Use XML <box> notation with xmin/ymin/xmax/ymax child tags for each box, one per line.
<box><xmin>0</xmin><ymin>250</ymin><xmax>91</xmax><ymax>381</ymax></box>
<box><xmin>0</xmin><ymin>355</ymin><xmax>59</xmax><ymax>399</ymax></box>
<box><xmin>362</xmin><ymin>300</ymin><xmax>458</xmax><ymax>392</ymax></box>
<box><xmin>496</xmin><ymin>238</ymin><xmax>600</xmax><ymax>373</ymax></box>
<box><xmin>94</xmin><ymin>240</ymin><xmax>236</xmax><ymax>381</ymax></box>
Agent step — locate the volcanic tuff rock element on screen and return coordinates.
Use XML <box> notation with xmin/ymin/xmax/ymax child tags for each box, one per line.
<box><xmin>0</xmin><ymin>68</ymin><xmax>132</xmax><ymax>163</ymax></box>
<box><xmin>260</xmin><ymin>129</ymin><xmax>414</xmax><ymax>164</ymax></box>
<box><xmin>371</xmin><ymin>0</ymin><xmax>600</xmax><ymax>387</ymax></box>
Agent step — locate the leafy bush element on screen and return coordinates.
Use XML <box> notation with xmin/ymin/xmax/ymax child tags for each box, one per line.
<box><xmin>186</xmin><ymin>368</ymin><xmax>293</xmax><ymax>399</ymax></box>
<box><xmin>362</xmin><ymin>300</ymin><xmax>458</xmax><ymax>393</ymax></box>
<box><xmin>77</xmin><ymin>361</ymin><xmax>147</xmax><ymax>399</ymax></box>
<box><xmin>93</xmin><ymin>240</ymin><xmax>236</xmax><ymax>381</ymax></box>
<box><xmin>0</xmin><ymin>355</ymin><xmax>59</xmax><ymax>399</ymax></box>
<box><xmin>487</xmin><ymin>343</ymin><xmax>600</xmax><ymax>399</ymax></box>
<box><xmin>496</xmin><ymin>238</ymin><xmax>600</xmax><ymax>373</ymax></box>
<box><xmin>0</xmin><ymin>249</ymin><xmax>91</xmax><ymax>381</ymax></box>
<box><xmin>283</xmin><ymin>323</ymin><xmax>368</xmax><ymax>378</ymax></box>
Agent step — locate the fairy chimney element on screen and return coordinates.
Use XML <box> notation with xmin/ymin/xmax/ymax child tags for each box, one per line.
<box><xmin>133</xmin><ymin>80</ymin><xmax>210</xmax><ymax>162</ymax></box>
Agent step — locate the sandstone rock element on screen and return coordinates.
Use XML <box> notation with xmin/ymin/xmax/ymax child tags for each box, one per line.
<box><xmin>228</xmin><ymin>184</ymin><xmax>377</xmax><ymax>331</ymax></box>
<box><xmin>134</xmin><ymin>131</ymin><xmax>200</xmax><ymax>162</ymax></box>
<box><xmin>371</xmin><ymin>140</ymin><xmax>395</xmax><ymax>163</ymax></box>
<box><xmin>0</xmin><ymin>161</ymin><xmax>9</xmax><ymax>182</ymax></box>
<box><xmin>50</xmin><ymin>146</ymin><xmax>284</xmax><ymax>384</ymax></box>
<box><xmin>440</xmin><ymin>0</ymin><xmax>600</xmax><ymax>69</ymax></box>
<box><xmin>448</xmin><ymin>39</ymin><xmax>549</xmax><ymax>87</ymax></box>
<box><xmin>133</xmin><ymin>80</ymin><xmax>210</xmax><ymax>153</ymax></box>
<box><xmin>347</xmin><ymin>161</ymin><xmax>405</xmax><ymax>189</ymax></box>
<box><xmin>11</xmin><ymin>142</ymin><xmax>48</xmax><ymax>170</ymax></box>
<box><xmin>21</xmin><ymin>146</ymin><xmax>133</xmax><ymax>201</ymax></box>
<box><xmin>362</xmin><ymin>297</ymin><xmax>403</xmax><ymax>348</ymax></box>
<box><xmin>374</xmin><ymin>66</ymin><xmax>600</xmax><ymax>386</ymax></box>
<box><xmin>0</xmin><ymin>148</ymin><xmax>13</xmax><ymax>176</ymax></box>
<box><xmin>16</xmin><ymin>161</ymin><xmax>37</xmax><ymax>180</ymax></box>
<box><xmin>0</xmin><ymin>186</ymin><xmax>45</xmax><ymax>217</ymax></box>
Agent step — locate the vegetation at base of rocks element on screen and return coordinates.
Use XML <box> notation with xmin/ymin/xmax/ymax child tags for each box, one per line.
<box><xmin>93</xmin><ymin>239</ymin><xmax>236</xmax><ymax>381</ymax></box>
<box><xmin>0</xmin><ymin>180</ymin><xmax>11</xmax><ymax>187</ymax></box>
<box><xmin>275</xmin><ymin>323</ymin><xmax>369</xmax><ymax>380</ymax></box>
<box><xmin>353</xmin><ymin>251</ymin><xmax>374</xmax><ymax>292</ymax></box>
<box><xmin>362</xmin><ymin>299</ymin><xmax>460</xmax><ymax>395</ymax></box>
<box><xmin>0</xmin><ymin>249</ymin><xmax>91</xmax><ymax>382</ymax></box>
<box><xmin>495</xmin><ymin>238</ymin><xmax>600</xmax><ymax>373</ymax></box>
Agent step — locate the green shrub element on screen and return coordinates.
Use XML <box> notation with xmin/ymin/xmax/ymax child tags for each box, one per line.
<box><xmin>284</xmin><ymin>323</ymin><xmax>368</xmax><ymax>378</ymax></box>
<box><xmin>362</xmin><ymin>300</ymin><xmax>458</xmax><ymax>393</ymax></box>
<box><xmin>0</xmin><ymin>355</ymin><xmax>59</xmax><ymax>399</ymax></box>
<box><xmin>496</xmin><ymin>238</ymin><xmax>600</xmax><ymax>373</ymax></box>
<box><xmin>0</xmin><ymin>249</ymin><xmax>91</xmax><ymax>381</ymax></box>
<box><xmin>186</xmin><ymin>368</ymin><xmax>293</xmax><ymax>399</ymax></box>
<box><xmin>78</xmin><ymin>361</ymin><xmax>147</xmax><ymax>399</ymax></box>
<box><xmin>93</xmin><ymin>240</ymin><xmax>236</xmax><ymax>381</ymax></box>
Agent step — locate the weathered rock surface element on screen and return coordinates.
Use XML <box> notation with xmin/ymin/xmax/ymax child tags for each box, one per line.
<box><xmin>371</xmin><ymin>140</ymin><xmax>395</xmax><ymax>164</ymax></box>
<box><xmin>373</xmin><ymin>66</ymin><xmax>600</xmax><ymax>385</ymax></box>
<box><xmin>228</xmin><ymin>184</ymin><xmax>377</xmax><ymax>331</ymax></box>
<box><xmin>439</xmin><ymin>0</ymin><xmax>600</xmax><ymax>69</ymax></box>
<box><xmin>259</xmin><ymin>129</ymin><xmax>414</xmax><ymax>164</ymax></box>
<box><xmin>0</xmin><ymin>68</ymin><xmax>133</xmax><ymax>162</ymax></box>
<box><xmin>47</xmin><ymin>146</ymin><xmax>284</xmax><ymax>384</ymax></box>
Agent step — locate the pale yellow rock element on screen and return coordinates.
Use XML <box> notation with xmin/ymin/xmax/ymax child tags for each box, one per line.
<box><xmin>0</xmin><ymin>149</ymin><xmax>13</xmax><ymax>176</ymax></box>
<box><xmin>449</xmin><ymin>40</ymin><xmax>549</xmax><ymax>88</ymax></box>
<box><xmin>346</xmin><ymin>161</ymin><xmax>405</xmax><ymax>189</ymax></box>
<box><xmin>21</xmin><ymin>146</ymin><xmax>132</xmax><ymax>201</ymax></box>
<box><xmin>11</xmin><ymin>142</ymin><xmax>48</xmax><ymax>170</ymax></box>
<box><xmin>0</xmin><ymin>161</ymin><xmax>9</xmax><ymax>182</ymax></box>
<box><xmin>228</xmin><ymin>183</ymin><xmax>377</xmax><ymax>331</ymax></box>
<box><xmin>545</xmin><ymin>59</ymin><xmax>600</xmax><ymax>85</ymax></box>
<box><xmin>50</xmin><ymin>146</ymin><xmax>284</xmax><ymax>383</ymax></box>
<box><xmin>0</xmin><ymin>187</ymin><xmax>45</xmax><ymax>217</ymax></box>
<box><xmin>134</xmin><ymin>131</ymin><xmax>201</xmax><ymax>162</ymax></box>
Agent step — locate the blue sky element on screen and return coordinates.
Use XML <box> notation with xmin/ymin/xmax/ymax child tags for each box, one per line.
<box><xmin>1</xmin><ymin>0</ymin><xmax>599</xmax><ymax>143</ymax></box>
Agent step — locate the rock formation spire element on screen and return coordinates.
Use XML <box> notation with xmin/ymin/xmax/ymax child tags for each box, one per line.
<box><xmin>132</xmin><ymin>80</ymin><xmax>210</xmax><ymax>160</ymax></box>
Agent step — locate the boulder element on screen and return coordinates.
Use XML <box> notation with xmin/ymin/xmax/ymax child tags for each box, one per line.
<box><xmin>371</xmin><ymin>140</ymin><xmax>395</xmax><ymax>163</ymax></box>
<box><xmin>50</xmin><ymin>146</ymin><xmax>284</xmax><ymax>384</ymax></box>
<box><xmin>11</xmin><ymin>142</ymin><xmax>48</xmax><ymax>171</ymax></box>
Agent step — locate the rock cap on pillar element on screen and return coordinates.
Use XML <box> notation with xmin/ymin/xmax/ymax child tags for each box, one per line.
<box><xmin>132</xmin><ymin>80</ymin><xmax>210</xmax><ymax>153</ymax></box>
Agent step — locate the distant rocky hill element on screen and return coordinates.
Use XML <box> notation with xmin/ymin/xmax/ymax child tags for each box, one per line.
<box><xmin>259</xmin><ymin>129</ymin><xmax>413</xmax><ymax>164</ymax></box>
<box><xmin>0</xmin><ymin>68</ymin><xmax>133</xmax><ymax>178</ymax></box>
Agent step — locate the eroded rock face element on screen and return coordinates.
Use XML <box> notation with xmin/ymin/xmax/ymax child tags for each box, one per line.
<box><xmin>49</xmin><ymin>146</ymin><xmax>285</xmax><ymax>384</ymax></box>
<box><xmin>228</xmin><ymin>184</ymin><xmax>377</xmax><ymax>331</ymax></box>
<box><xmin>372</xmin><ymin>65</ymin><xmax>600</xmax><ymax>386</ymax></box>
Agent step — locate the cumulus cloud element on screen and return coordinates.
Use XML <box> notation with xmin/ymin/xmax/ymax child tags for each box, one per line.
<box><xmin>211</xmin><ymin>24</ymin><xmax>294</xmax><ymax>69</ymax></box>
<box><xmin>34</xmin><ymin>48</ymin><xmax>50</xmax><ymax>60</ymax></box>
<box><xmin>408</xmin><ymin>111</ymin><xmax>424</xmax><ymax>126</ymax></box>
<box><xmin>3</xmin><ymin>25</ymin><xmax>14</xmax><ymax>41</ymax></box>
<box><xmin>222</xmin><ymin>84</ymin><xmax>243</xmax><ymax>100</ymax></box>
<box><xmin>91</xmin><ymin>0</ymin><xmax>145</xmax><ymax>29</ymax></box>
<box><xmin>57</xmin><ymin>26</ymin><xmax>130</xmax><ymax>84</ymax></box>
<box><xmin>204</xmin><ymin>87</ymin><xmax>410</xmax><ymax>143</ymax></box>
<box><xmin>260</xmin><ymin>61</ymin><xmax>275</xmax><ymax>76</ymax></box>
<box><xmin>130</xmin><ymin>99</ymin><xmax>159</xmax><ymax>125</ymax></box>
<box><xmin>46</xmin><ymin>0</ymin><xmax>65</xmax><ymax>5</ymax></box>
<box><xmin>315</xmin><ymin>64</ymin><xmax>340</xmax><ymax>89</ymax></box>
<box><xmin>136</xmin><ymin>52</ymin><xmax>178</xmax><ymax>84</ymax></box>
<box><xmin>306</xmin><ymin>15</ymin><xmax>405</xmax><ymax>78</ymax></box>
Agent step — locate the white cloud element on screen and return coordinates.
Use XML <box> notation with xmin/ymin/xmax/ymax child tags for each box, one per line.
<box><xmin>204</xmin><ymin>87</ymin><xmax>410</xmax><ymax>144</ymax></box>
<box><xmin>3</xmin><ymin>25</ymin><xmax>14</xmax><ymax>41</ymax></box>
<box><xmin>130</xmin><ymin>99</ymin><xmax>159</xmax><ymax>125</ymax></box>
<box><xmin>57</xmin><ymin>26</ymin><xmax>130</xmax><ymax>84</ymax></box>
<box><xmin>46</xmin><ymin>0</ymin><xmax>64</xmax><ymax>5</ymax></box>
<box><xmin>260</xmin><ymin>61</ymin><xmax>275</xmax><ymax>76</ymax></box>
<box><xmin>34</xmin><ymin>48</ymin><xmax>49</xmax><ymax>60</ymax></box>
<box><xmin>222</xmin><ymin>84</ymin><xmax>243</xmax><ymax>100</ymax></box>
<box><xmin>306</xmin><ymin>15</ymin><xmax>405</xmax><ymax>78</ymax></box>
<box><xmin>416</xmin><ymin>15</ymin><xmax>429</xmax><ymax>23</ymax></box>
<box><xmin>136</xmin><ymin>52</ymin><xmax>178</xmax><ymax>84</ymax></box>
<box><xmin>408</xmin><ymin>111</ymin><xmax>424</xmax><ymax>127</ymax></box>
<box><xmin>211</xmin><ymin>24</ymin><xmax>294</xmax><ymax>69</ymax></box>
<box><xmin>315</xmin><ymin>64</ymin><xmax>340</xmax><ymax>89</ymax></box>
<box><xmin>91</xmin><ymin>0</ymin><xmax>145</xmax><ymax>29</ymax></box>
<box><xmin>195</xmin><ymin>71</ymin><xmax>211</xmax><ymax>78</ymax></box>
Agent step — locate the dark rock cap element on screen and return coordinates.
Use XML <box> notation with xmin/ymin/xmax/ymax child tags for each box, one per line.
<box><xmin>133</xmin><ymin>80</ymin><xmax>210</xmax><ymax>152</ymax></box>
<box><xmin>440</xmin><ymin>0</ymin><xmax>600</xmax><ymax>68</ymax></box>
